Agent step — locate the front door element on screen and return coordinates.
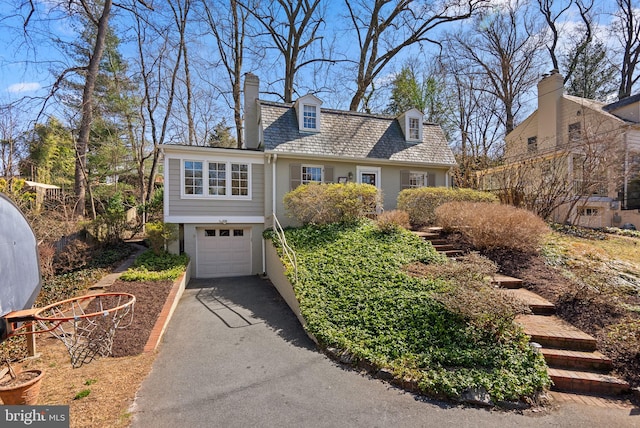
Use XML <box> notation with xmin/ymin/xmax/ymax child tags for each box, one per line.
<box><xmin>357</xmin><ymin>166</ymin><xmax>381</xmax><ymax>189</ymax></box>
<box><xmin>361</xmin><ymin>172</ymin><xmax>376</xmax><ymax>186</ymax></box>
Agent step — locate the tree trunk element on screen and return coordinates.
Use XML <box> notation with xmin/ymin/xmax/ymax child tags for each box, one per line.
<box><xmin>74</xmin><ymin>0</ymin><xmax>113</xmax><ymax>218</ymax></box>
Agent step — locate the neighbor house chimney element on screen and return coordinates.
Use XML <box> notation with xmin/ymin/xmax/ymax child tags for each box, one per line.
<box><xmin>243</xmin><ymin>73</ymin><xmax>260</xmax><ymax>149</ymax></box>
<box><xmin>537</xmin><ymin>69</ymin><xmax>564</xmax><ymax>148</ymax></box>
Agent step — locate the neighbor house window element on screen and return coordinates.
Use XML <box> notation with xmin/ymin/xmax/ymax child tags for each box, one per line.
<box><xmin>184</xmin><ymin>161</ymin><xmax>203</xmax><ymax>195</ymax></box>
<box><xmin>527</xmin><ymin>136</ymin><xmax>537</xmax><ymax>153</ymax></box>
<box><xmin>301</xmin><ymin>165</ymin><xmax>323</xmax><ymax>184</ymax></box>
<box><xmin>409</xmin><ymin>117</ymin><xmax>420</xmax><ymax>140</ymax></box>
<box><xmin>183</xmin><ymin>160</ymin><xmax>250</xmax><ymax>198</ymax></box>
<box><xmin>303</xmin><ymin>105</ymin><xmax>318</xmax><ymax>130</ymax></box>
<box><xmin>578</xmin><ymin>207</ymin><xmax>599</xmax><ymax>217</ymax></box>
<box><xmin>569</xmin><ymin>122</ymin><xmax>581</xmax><ymax>142</ymax></box>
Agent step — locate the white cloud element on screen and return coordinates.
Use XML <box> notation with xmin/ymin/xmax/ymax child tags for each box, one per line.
<box><xmin>7</xmin><ymin>82</ymin><xmax>41</xmax><ymax>93</ymax></box>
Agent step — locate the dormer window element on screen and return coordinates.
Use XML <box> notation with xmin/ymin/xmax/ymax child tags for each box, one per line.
<box><xmin>303</xmin><ymin>105</ymin><xmax>317</xmax><ymax>129</ymax></box>
<box><xmin>295</xmin><ymin>93</ymin><xmax>322</xmax><ymax>132</ymax></box>
<box><xmin>398</xmin><ymin>108</ymin><xmax>424</xmax><ymax>142</ymax></box>
<box><xmin>409</xmin><ymin>117</ymin><xmax>420</xmax><ymax>140</ymax></box>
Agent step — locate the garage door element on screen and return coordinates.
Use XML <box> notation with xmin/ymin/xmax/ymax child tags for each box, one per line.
<box><xmin>196</xmin><ymin>227</ymin><xmax>251</xmax><ymax>278</ymax></box>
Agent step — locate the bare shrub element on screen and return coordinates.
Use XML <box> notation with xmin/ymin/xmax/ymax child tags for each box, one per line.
<box><xmin>397</xmin><ymin>187</ymin><xmax>498</xmax><ymax>227</ymax></box>
<box><xmin>53</xmin><ymin>239</ymin><xmax>91</xmax><ymax>274</ymax></box>
<box><xmin>38</xmin><ymin>242</ymin><xmax>56</xmax><ymax>280</ymax></box>
<box><xmin>435</xmin><ymin>201</ymin><xmax>550</xmax><ymax>252</ymax></box>
<box><xmin>284</xmin><ymin>183</ymin><xmax>381</xmax><ymax>225</ymax></box>
<box><xmin>376</xmin><ymin>210</ymin><xmax>410</xmax><ymax>233</ymax></box>
<box><xmin>406</xmin><ymin>253</ymin><xmax>529</xmax><ymax>336</ymax></box>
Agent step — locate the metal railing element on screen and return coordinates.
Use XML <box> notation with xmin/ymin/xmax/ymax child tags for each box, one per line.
<box><xmin>272</xmin><ymin>214</ymin><xmax>298</xmax><ymax>284</ymax></box>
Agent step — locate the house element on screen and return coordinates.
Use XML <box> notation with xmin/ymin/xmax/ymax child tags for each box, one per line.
<box><xmin>477</xmin><ymin>70</ymin><xmax>640</xmax><ymax>228</ymax></box>
<box><xmin>162</xmin><ymin>74</ymin><xmax>456</xmax><ymax>278</ymax></box>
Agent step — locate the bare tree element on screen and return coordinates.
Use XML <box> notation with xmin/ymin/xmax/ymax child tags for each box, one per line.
<box><xmin>242</xmin><ymin>0</ymin><xmax>329</xmax><ymax>103</ymax></box>
<box><xmin>613</xmin><ymin>0</ymin><xmax>640</xmax><ymax>99</ymax></box>
<box><xmin>0</xmin><ymin>106</ymin><xmax>26</xmax><ymax>180</ymax></box>
<box><xmin>202</xmin><ymin>0</ymin><xmax>248</xmax><ymax>148</ymax></box>
<box><xmin>448</xmin><ymin>1</ymin><xmax>544</xmax><ymax>134</ymax></box>
<box><xmin>344</xmin><ymin>0</ymin><xmax>482</xmax><ymax>112</ymax></box>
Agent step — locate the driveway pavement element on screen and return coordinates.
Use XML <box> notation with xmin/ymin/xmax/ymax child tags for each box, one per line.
<box><xmin>131</xmin><ymin>276</ymin><xmax>638</xmax><ymax>427</ymax></box>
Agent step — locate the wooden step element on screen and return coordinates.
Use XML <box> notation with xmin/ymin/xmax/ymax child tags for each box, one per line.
<box><xmin>442</xmin><ymin>249</ymin><xmax>464</xmax><ymax>257</ymax></box>
<box><xmin>541</xmin><ymin>348</ymin><xmax>613</xmax><ymax>371</ymax></box>
<box><xmin>548</xmin><ymin>368</ymin><xmax>630</xmax><ymax>395</ymax></box>
<box><xmin>425</xmin><ymin>226</ymin><xmax>443</xmax><ymax>233</ymax></box>
<box><xmin>412</xmin><ymin>231</ymin><xmax>440</xmax><ymax>239</ymax></box>
<box><xmin>501</xmin><ymin>288</ymin><xmax>555</xmax><ymax>315</ymax></box>
<box><xmin>427</xmin><ymin>238</ymin><xmax>449</xmax><ymax>245</ymax></box>
<box><xmin>516</xmin><ymin>315</ymin><xmax>598</xmax><ymax>351</ymax></box>
<box><xmin>432</xmin><ymin>244</ymin><xmax>455</xmax><ymax>251</ymax></box>
<box><xmin>491</xmin><ymin>275</ymin><xmax>523</xmax><ymax>289</ymax></box>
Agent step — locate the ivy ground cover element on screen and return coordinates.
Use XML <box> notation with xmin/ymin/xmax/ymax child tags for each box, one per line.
<box><xmin>274</xmin><ymin>221</ymin><xmax>550</xmax><ymax>403</ymax></box>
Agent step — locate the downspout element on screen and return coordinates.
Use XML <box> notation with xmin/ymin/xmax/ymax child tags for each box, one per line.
<box><xmin>272</xmin><ymin>154</ymin><xmax>278</xmax><ymax>225</ymax></box>
<box><xmin>624</xmin><ymin>131</ymin><xmax>629</xmax><ymax>210</ymax></box>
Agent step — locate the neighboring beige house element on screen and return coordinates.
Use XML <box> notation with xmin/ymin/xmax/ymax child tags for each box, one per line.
<box><xmin>162</xmin><ymin>74</ymin><xmax>456</xmax><ymax>278</ymax></box>
<box><xmin>477</xmin><ymin>70</ymin><xmax>640</xmax><ymax>228</ymax></box>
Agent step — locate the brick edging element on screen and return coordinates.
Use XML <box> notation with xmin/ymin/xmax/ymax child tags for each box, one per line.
<box><xmin>143</xmin><ymin>261</ymin><xmax>190</xmax><ymax>353</ymax></box>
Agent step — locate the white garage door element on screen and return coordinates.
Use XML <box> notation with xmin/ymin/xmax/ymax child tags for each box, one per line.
<box><xmin>196</xmin><ymin>227</ymin><xmax>251</xmax><ymax>278</ymax></box>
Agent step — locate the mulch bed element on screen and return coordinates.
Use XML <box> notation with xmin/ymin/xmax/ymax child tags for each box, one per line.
<box><xmin>105</xmin><ymin>279</ymin><xmax>173</xmax><ymax>357</ymax></box>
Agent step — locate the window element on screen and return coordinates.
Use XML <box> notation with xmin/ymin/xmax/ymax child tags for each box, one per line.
<box><xmin>409</xmin><ymin>117</ymin><xmax>420</xmax><ymax>140</ymax></box>
<box><xmin>303</xmin><ymin>105</ymin><xmax>317</xmax><ymax>130</ymax></box>
<box><xmin>184</xmin><ymin>161</ymin><xmax>203</xmax><ymax>195</ymax></box>
<box><xmin>231</xmin><ymin>163</ymin><xmax>249</xmax><ymax>196</ymax></box>
<box><xmin>219</xmin><ymin>229</ymin><xmax>230</xmax><ymax>237</ymax></box>
<box><xmin>409</xmin><ymin>172</ymin><xmax>435</xmax><ymax>187</ymax></box>
<box><xmin>205</xmin><ymin>229</ymin><xmax>216</xmax><ymax>237</ymax></box>
<box><xmin>569</xmin><ymin>122</ymin><xmax>581</xmax><ymax>142</ymax></box>
<box><xmin>208</xmin><ymin>162</ymin><xmax>226</xmax><ymax>196</ymax></box>
<box><xmin>302</xmin><ymin>165</ymin><xmax>323</xmax><ymax>184</ymax></box>
<box><xmin>233</xmin><ymin>229</ymin><xmax>244</xmax><ymax>237</ymax></box>
<box><xmin>578</xmin><ymin>207</ymin><xmax>599</xmax><ymax>217</ymax></box>
<box><xmin>183</xmin><ymin>160</ymin><xmax>250</xmax><ymax>198</ymax></box>
<box><xmin>527</xmin><ymin>136</ymin><xmax>537</xmax><ymax>153</ymax></box>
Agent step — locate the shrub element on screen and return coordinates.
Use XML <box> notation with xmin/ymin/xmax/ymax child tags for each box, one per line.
<box><xmin>397</xmin><ymin>187</ymin><xmax>497</xmax><ymax>227</ymax></box>
<box><xmin>89</xmin><ymin>192</ymin><xmax>129</xmax><ymax>244</ymax></box>
<box><xmin>435</xmin><ymin>201</ymin><xmax>550</xmax><ymax>252</ymax></box>
<box><xmin>120</xmin><ymin>250</ymin><xmax>189</xmax><ymax>281</ymax></box>
<box><xmin>146</xmin><ymin>222</ymin><xmax>178</xmax><ymax>254</ymax></box>
<box><xmin>284</xmin><ymin>182</ymin><xmax>380</xmax><ymax>225</ymax></box>
<box><xmin>376</xmin><ymin>210</ymin><xmax>410</xmax><ymax>233</ymax></box>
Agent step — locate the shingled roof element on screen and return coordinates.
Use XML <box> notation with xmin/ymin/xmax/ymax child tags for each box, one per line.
<box><xmin>259</xmin><ymin>101</ymin><xmax>456</xmax><ymax>166</ymax></box>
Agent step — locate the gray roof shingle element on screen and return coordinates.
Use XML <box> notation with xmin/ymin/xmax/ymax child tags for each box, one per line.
<box><xmin>260</xmin><ymin>101</ymin><xmax>456</xmax><ymax>166</ymax></box>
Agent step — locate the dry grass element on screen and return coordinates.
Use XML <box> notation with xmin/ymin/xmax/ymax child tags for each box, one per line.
<box><xmin>14</xmin><ymin>336</ymin><xmax>156</xmax><ymax>428</ymax></box>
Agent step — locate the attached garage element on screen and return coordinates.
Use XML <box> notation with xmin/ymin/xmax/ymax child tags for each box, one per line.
<box><xmin>196</xmin><ymin>227</ymin><xmax>252</xmax><ymax>278</ymax></box>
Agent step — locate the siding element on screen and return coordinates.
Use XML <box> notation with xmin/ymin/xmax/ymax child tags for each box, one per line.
<box><xmin>167</xmin><ymin>158</ymin><xmax>265</xmax><ymax>218</ymax></box>
<box><xmin>271</xmin><ymin>158</ymin><xmax>449</xmax><ymax>227</ymax></box>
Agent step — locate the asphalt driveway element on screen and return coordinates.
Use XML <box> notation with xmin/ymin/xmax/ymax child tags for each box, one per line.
<box><xmin>131</xmin><ymin>276</ymin><xmax>638</xmax><ymax>427</ymax></box>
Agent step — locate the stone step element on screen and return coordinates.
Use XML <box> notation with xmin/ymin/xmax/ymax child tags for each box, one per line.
<box><xmin>501</xmin><ymin>288</ymin><xmax>555</xmax><ymax>315</ymax></box>
<box><xmin>548</xmin><ymin>368</ymin><xmax>630</xmax><ymax>396</ymax></box>
<box><xmin>516</xmin><ymin>315</ymin><xmax>598</xmax><ymax>351</ymax></box>
<box><xmin>491</xmin><ymin>275</ymin><xmax>523</xmax><ymax>289</ymax></box>
<box><xmin>541</xmin><ymin>348</ymin><xmax>613</xmax><ymax>371</ymax></box>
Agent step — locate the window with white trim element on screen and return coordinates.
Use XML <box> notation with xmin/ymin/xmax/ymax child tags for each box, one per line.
<box><xmin>409</xmin><ymin>117</ymin><xmax>420</xmax><ymax>140</ymax></box>
<box><xmin>208</xmin><ymin>162</ymin><xmax>226</xmax><ymax>196</ymax></box>
<box><xmin>183</xmin><ymin>160</ymin><xmax>250</xmax><ymax>198</ymax></box>
<box><xmin>409</xmin><ymin>172</ymin><xmax>435</xmax><ymax>187</ymax></box>
<box><xmin>231</xmin><ymin>163</ymin><xmax>249</xmax><ymax>196</ymax></box>
<box><xmin>578</xmin><ymin>207</ymin><xmax>599</xmax><ymax>217</ymax></box>
<box><xmin>301</xmin><ymin>165</ymin><xmax>323</xmax><ymax>184</ymax></box>
<box><xmin>303</xmin><ymin>105</ymin><xmax>317</xmax><ymax>130</ymax></box>
<box><xmin>184</xmin><ymin>161</ymin><xmax>203</xmax><ymax>195</ymax></box>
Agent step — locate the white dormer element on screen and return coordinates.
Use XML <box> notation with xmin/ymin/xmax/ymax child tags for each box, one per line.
<box><xmin>398</xmin><ymin>108</ymin><xmax>424</xmax><ymax>143</ymax></box>
<box><xmin>294</xmin><ymin>94</ymin><xmax>323</xmax><ymax>132</ymax></box>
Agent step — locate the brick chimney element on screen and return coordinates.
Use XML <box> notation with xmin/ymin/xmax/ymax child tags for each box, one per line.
<box><xmin>537</xmin><ymin>69</ymin><xmax>564</xmax><ymax>147</ymax></box>
<box><xmin>243</xmin><ymin>73</ymin><xmax>260</xmax><ymax>149</ymax></box>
